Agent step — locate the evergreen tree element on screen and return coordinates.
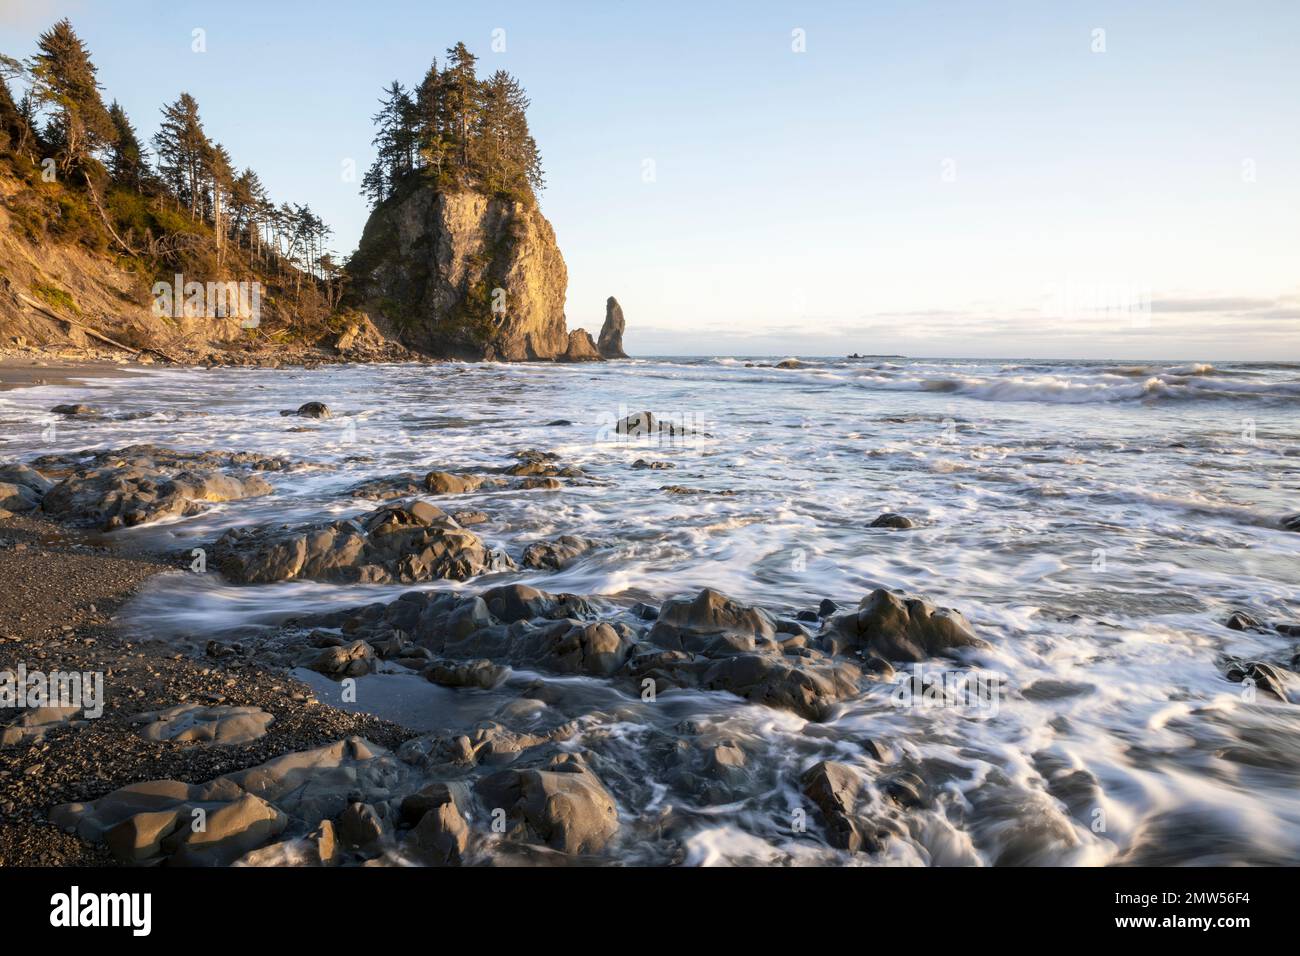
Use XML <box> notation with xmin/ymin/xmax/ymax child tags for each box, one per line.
<box><xmin>0</xmin><ymin>56</ymin><xmax>37</xmax><ymax>158</ymax></box>
<box><xmin>153</xmin><ymin>92</ymin><xmax>210</xmax><ymax>217</ymax></box>
<box><xmin>441</xmin><ymin>42</ymin><xmax>481</xmax><ymax>180</ymax></box>
<box><xmin>26</xmin><ymin>18</ymin><xmax>115</xmax><ymax>173</ymax></box>
<box><xmin>106</xmin><ymin>100</ymin><xmax>148</xmax><ymax>188</ymax></box>
<box><xmin>360</xmin><ymin>80</ymin><xmax>415</xmax><ymax>207</ymax></box>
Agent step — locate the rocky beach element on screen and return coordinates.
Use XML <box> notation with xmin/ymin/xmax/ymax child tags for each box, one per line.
<box><xmin>2</xmin><ymin>355</ymin><xmax>1298</xmax><ymax>868</ymax></box>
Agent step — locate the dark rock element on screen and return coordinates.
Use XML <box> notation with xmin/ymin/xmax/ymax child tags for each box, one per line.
<box><xmin>801</xmin><ymin>760</ymin><xmax>871</xmax><ymax>851</ymax></box>
<box><xmin>521</xmin><ymin>535</ymin><xmax>597</xmax><ymax>570</ymax></box>
<box><xmin>821</xmin><ymin>589</ymin><xmax>987</xmax><ymax>662</ymax></box>
<box><xmin>213</xmin><ymin>501</ymin><xmax>512</xmax><ymax>584</ymax></box>
<box><xmin>424</xmin><ymin>659</ymin><xmax>508</xmax><ymax>689</ymax></box>
<box><xmin>337</xmin><ymin>801</ymin><xmax>385</xmax><ymax>850</ymax></box>
<box><xmin>869</xmin><ymin>512</ymin><xmax>914</xmax><ymax>529</ymax></box>
<box><xmin>648</xmin><ymin>588</ymin><xmax>778</xmax><ymax>655</ymax></box>
<box><xmin>1225</xmin><ymin>611</ymin><xmax>1267</xmax><ymax>632</ymax></box>
<box><xmin>597</xmin><ymin>296</ymin><xmax>629</xmax><ymax>359</ymax></box>
<box><xmin>281</xmin><ymin>402</ymin><xmax>331</xmax><ymax>419</ymax></box>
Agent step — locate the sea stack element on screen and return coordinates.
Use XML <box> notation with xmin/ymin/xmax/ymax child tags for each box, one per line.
<box><xmin>598</xmin><ymin>296</ymin><xmax>629</xmax><ymax>359</ymax></box>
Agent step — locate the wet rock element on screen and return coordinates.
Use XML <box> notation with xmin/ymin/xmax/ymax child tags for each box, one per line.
<box><xmin>425</xmin><ymin>659</ymin><xmax>509</xmax><ymax>689</ymax></box>
<box><xmin>520</xmin><ymin>477</ymin><xmax>561</xmax><ymax>490</ymax></box>
<box><xmin>701</xmin><ymin>652</ymin><xmax>860</xmax><ymax>721</ymax></box>
<box><xmin>1224</xmin><ymin>611</ymin><xmax>1268</xmax><ymax>632</ymax></box>
<box><xmin>648</xmin><ymin>588</ymin><xmax>779</xmax><ymax>656</ymax></box>
<box><xmin>337</xmin><ymin>801</ymin><xmax>386</xmax><ymax>851</ymax></box>
<box><xmin>236</xmin><ymin>820</ymin><xmax>338</xmax><ymax>867</ymax></box>
<box><xmin>882</xmin><ymin>771</ymin><xmax>926</xmax><ymax>809</ymax></box>
<box><xmin>775</xmin><ymin>358</ymin><xmax>802</xmax><ymax>369</ymax></box>
<box><xmin>1224</xmin><ymin>658</ymin><xmax>1293</xmax><ymax>702</ymax></box>
<box><xmin>301</xmin><ymin>640</ymin><xmax>375</xmax><ymax>677</ymax></box>
<box><xmin>1282</xmin><ymin>513</ymin><xmax>1300</xmax><ymax>533</ymax></box>
<box><xmin>282</xmin><ymin>401</ymin><xmax>331</xmax><ymax>419</ymax></box>
<box><xmin>822</xmin><ymin>589</ymin><xmax>987</xmax><ymax>662</ymax></box>
<box><xmin>869</xmin><ymin>512</ymin><xmax>914</xmax><ymax>529</ymax></box>
<box><xmin>475</xmin><ymin>755</ymin><xmax>619</xmax><ymax>855</ymax></box>
<box><xmin>213</xmin><ymin>500</ymin><xmax>511</xmax><ymax>584</ymax></box>
<box><xmin>424</xmin><ymin>471</ymin><xmax>483</xmax><ymax>494</ymax></box>
<box><xmin>452</xmin><ymin>510</ymin><xmax>489</xmax><ymax>526</ymax></box>
<box><xmin>407</xmin><ymin>800</ymin><xmax>469</xmax><ymax>865</ymax></box>
<box><xmin>42</xmin><ymin>464</ymin><xmax>273</xmax><ymax>531</ymax></box>
<box><xmin>616</xmin><ymin>411</ymin><xmax>690</xmax><ymax>439</ymax></box>
<box><xmin>521</xmin><ymin>534</ymin><xmax>598</xmax><ymax>570</ymax></box>
<box><xmin>818</xmin><ymin>598</ymin><xmax>839</xmax><ymax>617</ymax></box>
<box><xmin>50</xmin><ymin>403</ymin><xmax>100</xmax><ymax>416</ymax></box>
<box><xmin>132</xmin><ymin>703</ymin><xmax>274</xmax><ymax>745</ymax></box>
<box><xmin>631</xmin><ymin>458</ymin><xmax>674</xmax><ymax>470</ymax></box>
<box><xmin>801</xmin><ymin>760</ymin><xmax>873</xmax><ymax>852</ymax></box>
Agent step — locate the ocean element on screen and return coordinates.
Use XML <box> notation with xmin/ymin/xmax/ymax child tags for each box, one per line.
<box><xmin>2</xmin><ymin>355</ymin><xmax>1298</xmax><ymax>865</ymax></box>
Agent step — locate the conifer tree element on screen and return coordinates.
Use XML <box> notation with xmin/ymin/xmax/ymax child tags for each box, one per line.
<box><xmin>107</xmin><ymin>100</ymin><xmax>148</xmax><ymax>188</ymax></box>
<box><xmin>26</xmin><ymin>18</ymin><xmax>115</xmax><ymax>173</ymax></box>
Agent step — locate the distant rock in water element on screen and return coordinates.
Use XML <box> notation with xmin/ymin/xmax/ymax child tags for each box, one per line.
<box><xmin>563</xmin><ymin>329</ymin><xmax>602</xmax><ymax>362</ymax></box>
<box><xmin>597</xmin><ymin>296</ymin><xmax>628</xmax><ymax>359</ymax></box>
<box><xmin>346</xmin><ymin>185</ymin><xmax>604</xmax><ymax>362</ymax></box>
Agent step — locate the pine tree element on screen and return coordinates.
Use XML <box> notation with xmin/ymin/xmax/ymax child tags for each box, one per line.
<box><xmin>0</xmin><ymin>56</ymin><xmax>37</xmax><ymax>158</ymax></box>
<box><xmin>360</xmin><ymin>80</ymin><xmax>416</xmax><ymax>207</ymax></box>
<box><xmin>441</xmin><ymin>42</ymin><xmax>481</xmax><ymax>181</ymax></box>
<box><xmin>106</xmin><ymin>101</ymin><xmax>147</xmax><ymax>188</ymax></box>
<box><xmin>26</xmin><ymin>18</ymin><xmax>115</xmax><ymax>173</ymax></box>
<box><xmin>153</xmin><ymin>92</ymin><xmax>210</xmax><ymax>217</ymax></box>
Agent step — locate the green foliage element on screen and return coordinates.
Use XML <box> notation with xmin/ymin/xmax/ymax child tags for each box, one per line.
<box><xmin>31</xmin><ymin>280</ymin><xmax>79</xmax><ymax>314</ymax></box>
<box><xmin>362</xmin><ymin>41</ymin><xmax>545</xmax><ymax>210</ymax></box>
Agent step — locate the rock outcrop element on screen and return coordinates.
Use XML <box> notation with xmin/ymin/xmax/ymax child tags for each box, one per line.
<box><xmin>597</xmin><ymin>296</ymin><xmax>629</xmax><ymax>358</ymax></box>
<box><xmin>347</xmin><ymin>184</ymin><xmax>606</xmax><ymax>362</ymax></box>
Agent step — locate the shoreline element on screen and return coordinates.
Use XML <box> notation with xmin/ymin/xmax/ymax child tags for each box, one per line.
<box><xmin>0</xmin><ymin>510</ymin><xmax>417</xmax><ymax>866</ymax></box>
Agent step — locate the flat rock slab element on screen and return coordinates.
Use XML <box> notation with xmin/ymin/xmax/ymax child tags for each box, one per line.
<box><xmin>132</xmin><ymin>703</ymin><xmax>274</xmax><ymax>745</ymax></box>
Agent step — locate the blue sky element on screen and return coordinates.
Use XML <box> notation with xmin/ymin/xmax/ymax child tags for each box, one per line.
<box><xmin>2</xmin><ymin>0</ymin><xmax>1298</xmax><ymax>358</ymax></box>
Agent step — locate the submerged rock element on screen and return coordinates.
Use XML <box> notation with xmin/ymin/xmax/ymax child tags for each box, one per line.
<box><xmin>281</xmin><ymin>401</ymin><xmax>331</xmax><ymax>419</ymax></box>
<box><xmin>869</xmin><ymin>512</ymin><xmax>915</xmax><ymax>529</ymax></box>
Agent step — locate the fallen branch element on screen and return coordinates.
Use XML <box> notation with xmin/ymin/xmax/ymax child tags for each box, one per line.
<box><xmin>16</xmin><ymin>291</ymin><xmax>180</xmax><ymax>363</ymax></box>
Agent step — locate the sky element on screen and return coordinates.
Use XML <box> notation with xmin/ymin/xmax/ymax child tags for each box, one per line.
<box><xmin>2</xmin><ymin>0</ymin><xmax>1297</xmax><ymax>359</ymax></box>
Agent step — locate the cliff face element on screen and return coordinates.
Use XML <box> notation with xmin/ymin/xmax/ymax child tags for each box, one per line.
<box><xmin>348</xmin><ymin>186</ymin><xmax>597</xmax><ymax>362</ymax></box>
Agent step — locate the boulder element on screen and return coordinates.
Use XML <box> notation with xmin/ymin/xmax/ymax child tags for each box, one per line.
<box><xmin>212</xmin><ymin>501</ymin><xmax>512</xmax><ymax>585</ymax></box>
<box><xmin>648</xmin><ymin>588</ymin><xmax>778</xmax><ymax>656</ymax></box>
<box><xmin>521</xmin><ymin>534</ymin><xmax>597</xmax><ymax>570</ymax></box>
<box><xmin>42</xmin><ymin>465</ymin><xmax>273</xmax><ymax>531</ymax></box>
<box><xmin>822</xmin><ymin>589</ymin><xmax>986</xmax><ymax>662</ymax></box>
<box><xmin>801</xmin><ymin>760</ymin><xmax>870</xmax><ymax>851</ymax></box>
<box><xmin>475</xmin><ymin>756</ymin><xmax>619</xmax><ymax>854</ymax></box>
<box><xmin>869</xmin><ymin>512</ymin><xmax>914</xmax><ymax>529</ymax></box>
